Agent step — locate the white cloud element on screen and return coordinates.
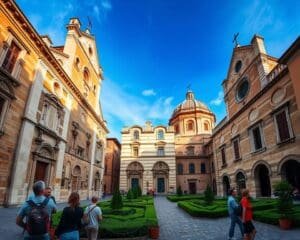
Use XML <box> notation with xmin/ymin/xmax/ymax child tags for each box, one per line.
<box><xmin>101</xmin><ymin>79</ymin><xmax>174</xmax><ymax>138</ymax></box>
<box><xmin>93</xmin><ymin>0</ymin><xmax>112</xmax><ymax>23</ymax></box>
<box><xmin>210</xmin><ymin>91</ymin><xmax>224</xmax><ymax>106</ymax></box>
<box><xmin>101</xmin><ymin>1</ymin><xmax>112</xmax><ymax>10</ymax></box>
<box><xmin>142</xmin><ymin>89</ymin><xmax>156</xmax><ymax>96</ymax></box>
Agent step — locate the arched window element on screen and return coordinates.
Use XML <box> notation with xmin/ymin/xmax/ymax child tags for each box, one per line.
<box><xmin>75</xmin><ymin>57</ymin><xmax>80</xmax><ymax>69</ymax></box>
<box><xmin>175</xmin><ymin>124</ymin><xmax>179</xmax><ymax>134</ymax></box>
<box><xmin>187</xmin><ymin>120</ymin><xmax>194</xmax><ymax>131</ymax></box>
<box><xmin>177</xmin><ymin>163</ymin><xmax>183</xmax><ymax>175</ymax></box>
<box><xmin>83</xmin><ymin>68</ymin><xmax>90</xmax><ymax>84</ymax></box>
<box><xmin>157</xmin><ymin>130</ymin><xmax>164</xmax><ymax>140</ymax></box>
<box><xmin>204</xmin><ymin>122</ymin><xmax>210</xmax><ymax>131</ymax></box>
<box><xmin>189</xmin><ymin>163</ymin><xmax>195</xmax><ymax>174</ymax></box>
<box><xmin>133</xmin><ymin>130</ymin><xmax>139</xmax><ymax>140</ymax></box>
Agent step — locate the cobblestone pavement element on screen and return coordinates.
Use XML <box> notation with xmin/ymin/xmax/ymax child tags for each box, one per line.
<box><xmin>154</xmin><ymin>196</ymin><xmax>300</xmax><ymax>240</ymax></box>
<box><xmin>0</xmin><ymin>199</ymin><xmax>91</xmax><ymax>240</ymax></box>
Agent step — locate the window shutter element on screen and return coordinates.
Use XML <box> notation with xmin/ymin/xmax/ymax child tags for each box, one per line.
<box><xmin>2</xmin><ymin>42</ymin><xmax>21</xmax><ymax>73</ymax></box>
<box><xmin>233</xmin><ymin>140</ymin><xmax>240</xmax><ymax>160</ymax></box>
<box><xmin>276</xmin><ymin>111</ymin><xmax>290</xmax><ymax>141</ymax></box>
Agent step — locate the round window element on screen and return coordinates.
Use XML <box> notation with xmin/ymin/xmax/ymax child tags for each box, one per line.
<box><xmin>236</xmin><ymin>78</ymin><xmax>250</xmax><ymax>101</ymax></box>
<box><xmin>235</xmin><ymin>60</ymin><xmax>242</xmax><ymax>73</ymax></box>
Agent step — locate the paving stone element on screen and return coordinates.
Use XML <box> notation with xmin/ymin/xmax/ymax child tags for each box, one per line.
<box><xmin>154</xmin><ymin>196</ymin><xmax>300</xmax><ymax>240</ymax></box>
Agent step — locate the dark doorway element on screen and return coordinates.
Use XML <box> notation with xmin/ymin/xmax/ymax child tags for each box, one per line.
<box><xmin>222</xmin><ymin>176</ymin><xmax>230</xmax><ymax>196</ymax></box>
<box><xmin>236</xmin><ymin>172</ymin><xmax>246</xmax><ymax>196</ymax></box>
<box><xmin>189</xmin><ymin>182</ymin><xmax>196</xmax><ymax>194</ymax></box>
<box><xmin>131</xmin><ymin>178</ymin><xmax>139</xmax><ymax>189</ymax></box>
<box><xmin>281</xmin><ymin>160</ymin><xmax>300</xmax><ymax>190</ymax></box>
<box><xmin>255</xmin><ymin>164</ymin><xmax>271</xmax><ymax>197</ymax></box>
<box><xmin>157</xmin><ymin>178</ymin><xmax>165</xmax><ymax>193</ymax></box>
<box><xmin>34</xmin><ymin>161</ymin><xmax>48</xmax><ymax>182</ymax></box>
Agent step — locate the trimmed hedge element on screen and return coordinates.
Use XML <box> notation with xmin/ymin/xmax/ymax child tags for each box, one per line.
<box><xmin>52</xmin><ymin>196</ymin><xmax>158</xmax><ymax>238</ymax></box>
<box><xmin>167</xmin><ymin>194</ymin><xmax>204</xmax><ymax>202</ymax></box>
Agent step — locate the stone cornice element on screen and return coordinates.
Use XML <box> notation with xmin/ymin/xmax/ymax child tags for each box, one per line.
<box><xmin>2</xmin><ymin>0</ymin><xmax>108</xmax><ymax>133</ymax></box>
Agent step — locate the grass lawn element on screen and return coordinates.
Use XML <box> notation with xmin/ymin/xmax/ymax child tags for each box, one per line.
<box><xmin>174</xmin><ymin>196</ymin><xmax>300</xmax><ymax>227</ymax></box>
<box><xmin>52</xmin><ymin>196</ymin><xmax>158</xmax><ymax>238</ymax></box>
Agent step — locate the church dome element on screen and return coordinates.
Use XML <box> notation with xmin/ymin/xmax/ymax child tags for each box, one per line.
<box><xmin>171</xmin><ymin>90</ymin><xmax>211</xmax><ymax>118</ymax></box>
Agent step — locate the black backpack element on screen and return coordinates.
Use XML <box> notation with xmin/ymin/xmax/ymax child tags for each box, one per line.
<box><xmin>26</xmin><ymin>198</ymin><xmax>50</xmax><ymax>235</ymax></box>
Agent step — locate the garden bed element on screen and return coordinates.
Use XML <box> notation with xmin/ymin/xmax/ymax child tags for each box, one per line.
<box><xmin>177</xmin><ymin>198</ymin><xmax>300</xmax><ymax>227</ymax></box>
<box><xmin>52</xmin><ymin>196</ymin><xmax>158</xmax><ymax>239</ymax></box>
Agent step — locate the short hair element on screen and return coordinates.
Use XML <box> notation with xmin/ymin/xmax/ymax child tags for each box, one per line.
<box><xmin>242</xmin><ymin>189</ymin><xmax>249</xmax><ymax>197</ymax></box>
<box><xmin>228</xmin><ymin>188</ymin><xmax>235</xmax><ymax>196</ymax></box>
<box><xmin>33</xmin><ymin>181</ymin><xmax>45</xmax><ymax>195</ymax></box>
<box><xmin>45</xmin><ymin>186</ymin><xmax>52</xmax><ymax>190</ymax></box>
<box><xmin>68</xmin><ymin>192</ymin><xmax>80</xmax><ymax>207</ymax></box>
<box><xmin>91</xmin><ymin>196</ymin><xmax>98</xmax><ymax>203</ymax></box>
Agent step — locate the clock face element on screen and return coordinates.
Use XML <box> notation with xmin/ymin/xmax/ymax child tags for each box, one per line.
<box><xmin>236</xmin><ymin>77</ymin><xmax>250</xmax><ymax>102</ymax></box>
<box><xmin>235</xmin><ymin>60</ymin><xmax>242</xmax><ymax>73</ymax></box>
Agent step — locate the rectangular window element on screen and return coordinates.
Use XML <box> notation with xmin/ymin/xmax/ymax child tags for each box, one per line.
<box><xmin>275</xmin><ymin>110</ymin><xmax>292</xmax><ymax>142</ymax></box>
<box><xmin>157</xmin><ymin>147</ymin><xmax>165</xmax><ymax>156</ymax></box>
<box><xmin>189</xmin><ymin>163</ymin><xmax>195</xmax><ymax>174</ymax></box>
<box><xmin>201</xmin><ymin>163</ymin><xmax>206</xmax><ymax>174</ymax></box>
<box><xmin>233</xmin><ymin>139</ymin><xmax>240</xmax><ymax>160</ymax></box>
<box><xmin>221</xmin><ymin>147</ymin><xmax>226</xmax><ymax>166</ymax></box>
<box><xmin>177</xmin><ymin>164</ymin><xmax>183</xmax><ymax>175</ymax></box>
<box><xmin>0</xmin><ymin>96</ymin><xmax>5</xmax><ymax>117</ymax></box>
<box><xmin>76</xmin><ymin>146</ymin><xmax>85</xmax><ymax>158</ymax></box>
<box><xmin>133</xmin><ymin>147</ymin><xmax>139</xmax><ymax>157</ymax></box>
<box><xmin>2</xmin><ymin>41</ymin><xmax>21</xmax><ymax>73</ymax></box>
<box><xmin>250</xmin><ymin>125</ymin><xmax>264</xmax><ymax>151</ymax></box>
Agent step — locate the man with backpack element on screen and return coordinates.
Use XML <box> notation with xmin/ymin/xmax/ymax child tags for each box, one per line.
<box><xmin>227</xmin><ymin>188</ymin><xmax>244</xmax><ymax>240</ymax></box>
<box><xmin>84</xmin><ymin>196</ymin><xmax>102</xmax><ymax>240</ymax></box>
<box><xmin>16</xmin><ymin>180</ymin><xmax>57</xmax><ymax>240</ymax></box>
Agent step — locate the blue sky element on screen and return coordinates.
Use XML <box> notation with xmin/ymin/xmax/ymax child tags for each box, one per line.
<box><xmin>17</xmin><ymin>0</ymin><xmax>300</xmax><ymax>140</ymax></box>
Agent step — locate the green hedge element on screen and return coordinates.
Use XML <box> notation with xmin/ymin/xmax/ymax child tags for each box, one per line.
<box><xmin>52</xmin><ymin>196</ymin><xmax>158</xmax><ymax>238</ymax></box>
<box><xmin>167</xmin><ymin>194</ymin><xmax>204</xmax><ymax>202</ymax></box>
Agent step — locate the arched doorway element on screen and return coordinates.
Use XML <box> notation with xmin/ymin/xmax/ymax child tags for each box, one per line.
<box><xmin>126</xmin><ymin>161</ymin><xmax>144</xmax><ymax>191</ymax></box>
<box><xmin>222</xmin><ymin>176</ymin><xmax>230</xmax><ymax>196</ymax></box>
<box><xmin>254</xmin><ymin>164</ymin><xmax>271</xmax><ymax>197</ymax></box>
<box><xmin>281</xmin><ymin>160</ymin><xmax>300</xmax><ymax>190</ymax></box>
<box><xmin>71</xmin><ymin>165</ymin><xmax>81</xmax><ymax>192</ymax></box>
<box><xmin>236</xmin><ymin>172</ymin><xmax>246</xmax><ymax>196</ymax></box>
<box><xmin>152</xmin><ymin>161</ymin><xmax>169</xmax><ymax>194</ymax></box>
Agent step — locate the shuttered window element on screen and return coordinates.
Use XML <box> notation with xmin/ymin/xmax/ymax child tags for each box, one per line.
<box><xmin>233</xmin><ymin>139</ymin><xmax>240</xmax><ymax>160</ymax></box>
<box><xmin>252</xmin><ymin>126</ymin><xmax>263</xmax><ymax>150</ymax></box>
<box><xmin>275</xmin><ymin>110</ymin><xmax>290</xmax><ymax>142</ymax></box>
<box><xmin>2</xmin><ymin>41</ymin><xmax>21</xmax><ymax>73</ymax></box>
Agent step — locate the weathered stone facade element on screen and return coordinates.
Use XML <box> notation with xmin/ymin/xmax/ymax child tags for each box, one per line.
<box><xmin>103</xmin><ymin>138</ymin><xmax>121</xmax><ymax>194</ymax></box>
<box><xmin>0</xmin><ymin>0</ymin><xmax>108</xmax><ymax>206</ymax></box>
<box><xmin>169</xmin><ymin>91</ymin><xmax>215</xmax><ymax>194</ymax></box>
<box><xmin>120</xmin><ymin>121</ymin><xmax>176</xmax><ymax>194</ymax></box>
<box><xmin>210</xmin><ymin>35</ymin><xmax>300</xmax><ymax>198</ymax></box>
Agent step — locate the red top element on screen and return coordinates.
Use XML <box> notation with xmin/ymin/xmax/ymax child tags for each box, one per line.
<box><xmin>241</xmin><ymin>197</ymin><xmax>253</xmax><ymax>221</ymax></box>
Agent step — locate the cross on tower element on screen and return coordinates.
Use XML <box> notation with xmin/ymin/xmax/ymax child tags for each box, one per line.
<box><xmin>232</xmin><ymin>32</ymin><xmax>239</xmax><ymax>47</ymax></box>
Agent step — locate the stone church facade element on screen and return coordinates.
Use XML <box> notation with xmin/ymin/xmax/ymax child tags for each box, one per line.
<box><xmin>210</xmin><ymin>35</ymin><xmax>300</xmax><ymax>198</ymax></box>
<box><xmin>0</xmin><ymin>0</ymin><xmax>108</xmax><ymax>206</ymax></box>
<box><xmin>120</xmin><ymin>121</ymin><xmax>176</xmax><ymax>194</ymax></box>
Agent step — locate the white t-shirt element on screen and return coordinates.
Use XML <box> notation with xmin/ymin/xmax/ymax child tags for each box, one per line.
<box><xmin>84</xmin><ymin>204</ymin><xmax>102</xmax><ymax>228</ymax></box>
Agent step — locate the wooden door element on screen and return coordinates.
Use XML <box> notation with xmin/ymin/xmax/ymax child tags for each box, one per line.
<box><xmin>34</xmin><ymin>161</ymin><xmax>48</xmax><ymax>182</ymax></box>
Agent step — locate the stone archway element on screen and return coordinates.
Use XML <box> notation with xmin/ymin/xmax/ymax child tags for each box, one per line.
<box><xmin>280</xmin><ymin>160</ymin><xmax>300</xmax><ymax>190</ymax></box>
<box><xmin>222</xmin><ymin>175</ymin><xmax>230</xmax><ymax>196</ymax></box>
<box><xmin>236</xmin><ymin>171</ymin><xmax>246</xmax><ymax>196</ymax></box>
<box><xmin>254</xmin><ymin>164</ymin><xmax>271</xmax><ymax>197</ymax></box>
<box><xmin>71</xmin><ymin>165</ymin><xmax>81</xmax><ymax>192</ymax></box>
<box><xmin>126</xmin><ymin>161</ymin><xmax>144</xmax><ymax>191</ymax></box>
<box><xmin>152</xmin><ymin>161</ymin><xmax>169</xmax><ymax>194</ymax></box>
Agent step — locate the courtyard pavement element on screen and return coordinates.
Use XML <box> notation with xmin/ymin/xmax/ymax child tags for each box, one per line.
<box><xmin>154</xmin><ymin>196</ymin><xmax>300</xmax><ymax>240</ymax></box>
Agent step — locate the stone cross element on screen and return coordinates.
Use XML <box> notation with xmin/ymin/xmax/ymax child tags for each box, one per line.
<box><xmin>232</xmin><ymin>32</ymin><xmax>239</xmax><ymax>46</ymax></box>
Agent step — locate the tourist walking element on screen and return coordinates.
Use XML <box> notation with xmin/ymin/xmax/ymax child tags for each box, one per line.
<box><xmin>84</xmin><ymin>196</ymin><xmax>103</xmax><ymax>240</ymax></box>
<box><xmin>241</xmin><ymin>189</ymin><xmax>256</xmax><ymax>240</ymax></box>
<box><xmin>16</xmin><ymin>180</ymin><xmax>57</xmax><ymax>240</ymax></box>
<box><xmin>227</xmin><ymin>188</ymin><xmax>244</xmax><ymax>240</ymax></box>
<box><xmin>55</xmin><ymin>192</ymin><xmax>83</xmax><ymax>240</ymax></box>
<box><xmin>44</xmin><ymin>187</ymin><xmax>56</xmax><ymax>204</ymax></box>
